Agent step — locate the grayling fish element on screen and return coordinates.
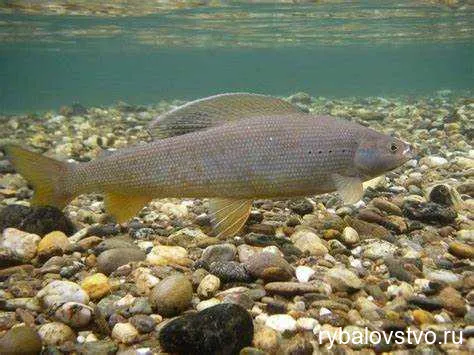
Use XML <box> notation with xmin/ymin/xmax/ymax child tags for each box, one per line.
<box><xmin>5</xmin><ymin>93</ymin><xmax>413</xmax><ymax>238</ymax></box>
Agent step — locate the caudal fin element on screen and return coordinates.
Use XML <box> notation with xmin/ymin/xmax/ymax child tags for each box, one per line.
<box><xmin>4</xmin><ymin>145</ymin><xmax>75</xmax><ymax>209</ymax></box>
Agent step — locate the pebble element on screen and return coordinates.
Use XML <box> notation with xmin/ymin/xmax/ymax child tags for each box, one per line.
<box><xmin>342</xmin><ymin>226</ymin><xmax>359</xmax><ymax>245</ymax></box>
<box><xmin>264</xmin><ymin>282</ymin><xmax>326</xmax><ymax>296</ymax></box>
<box><xmin>420</xmin><ymin>155</ymin><xmax>448</xmax><ymax>168</ymax></box>
<box><xmin>196</xmin><ymin>298</ymin><xmax>221</xmax><ymax>311</ymax></box>
<box><xmin>296</xmin><ymin>317</ymin><xmax>318</xmax><ymax>331</ymax></box>
<box><xmin>265</xmin><ymin>314</ymin><xmax>297</xmax><ymax>333</ymax></box>
<box><xmin>197</xmin><ymin>274</ymin><xmax>221</xmax><ymax>299</ymax></box>
<box><xmin>384</xmin><ymin>257</ymin><xmax>415</xmax><ymax>282</ymax></box>
<box><xmin>407</xmin><ymin>296</ymin><xmax>443</xmax><ymax>311</ymax></box>
<box><xmin>149</xmin><ymin>274</ymin><xmax>193</xmax><ymax>317</ymax></box>
<box><xmin>291</xmin><ymin>228</ymin><xmax>328</xmax><ymax>256</ymax></box>
<box><xmin>209</xmin><ymin>261</ymin><xmax>253</xmax><ymax>283</ymax></box>
<box><xmin>448</xmin><ymin>241</ymin><xmax>474</xmax><ymax>259</ymax></box>
<box><xmin>96</xmin><ymin>247</ymin><xmax>145</xmax><ymax>275</ymax></box>
<box><xmin>0</xmin><ymin>228</ymin><xmax>41</xmax><ymax>261</ymax></box>
<box><xmin>439</xmin><ymin>286</ymin><xmax>466</xmax><ymax>316</ymax></box>
<box><xmin>80</xmin><ymin>273</ymin><xmax>111</xmax><ymax>299</ymax></box>
<box><xmin>0</xmin><ymin>326</ymin><xmax>42</xmax><ymax>355</ymax></box>
<box><xmin>146</xmin><ymin>245</ymin><xmax>191</xmax><ymax>266</ymax></box>
<box><xmin>159</xmin><ymin>303</ymin><xmax>253</xmax><ymax>354</ymax></box>
<box><xmin>129</xmin><ymin>314</ymin><xmax>156</xmax><ymax>334</ymax></box>
<box><xmin>326</xmin><ymin>265</ymin><xmax>362</xmax><ymax>291</ymax></box>
<box><xmin>245</xmin><ymin>252</ymin><xmax>293</xmax><ymax>281</ymax></box>
<box><xmin>295</xmin><ymin>265</ymin><xmax>315</xmax><ymax>283</ymax></box>
<box><xmin>372</xmin><ymin>197</ymin><xmax>402</xmax><ymax>215</ymax></box>
<box><xmin>252</xmin><ymin>325</ymin><xmax>281</xmax><ymax>354</ymax></box>
<box><xmin>54</xmin><ymin>302</ymin><xmax>93</xmax><ymax>328</ymax></box>
<box><xmin>36</xmin><ymin>280</ymin><xmax>89</xmax><ymax>308</ymax></box>
<box><xmin>413</xmin><ymin>309</ymin><xmax>435</xmax><ymax>325</ymax></box>
<box><xmin>38</xmin><ymin>322</ymin><xmax>75</xmax><ymax>345</ymax></box>
<box><xmin>425</xmin><ymin>268</ymin><xmax>461</xmax><ymax>284</ymax></box>
<box><xmin>200</xmin><ymin>243</ymin><xmax>236</xmax><ymax>264</ymax></box>
<box><xmin>111</xmin><ymin>322</ymin><xmax>139</xmax><ymax>344</ymax></box>
<box><xmin>362</xmin><ymin>240</ymin><xmax>397</xmax><ymax>260</ymax></box>
<box><xmin>37</xmin><ymin>231</ymin><xmax>70</xmax><ymax>260</ymax></box>
<box><xmin>403</xmin><ymin>201</ymin><xmax>457</xmax><ymax>225</ymax></box>
<box><xmin>288</xmin><ymin>198</ymin><xmax>314</xmax><ymax>216</ymax></box>
<box><xmin>457</xmin><ymin>229</ymin><xmax>474</xmax><ymax>242</ymax></box>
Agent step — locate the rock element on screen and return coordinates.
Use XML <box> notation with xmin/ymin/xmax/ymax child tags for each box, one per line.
<box><xmin>420</xmin><ymin>156</ymin><xmax>448</xmax><ymax>168</ymax></box>
<box><xmin>371</xmin><ymin>198</ymin><xmax>402</xmax><ymax>215</ymax></box>
<box><xmin>288</xmin><ymin>92</ymin><xmax>312</xmax><ymax>105</ymax></box>
<box><xmin>288</xmin><ymin>199</ymin><xmax>314</xmax><ymax>216</ymax></box>
<box><xmin>403</xmin><ymin>201</ymin><xmax>457</xmax><ymax>225</ymax></box>
<box><xmin>168</xmin><ymin>228</ymin><xmax>215</xmax><ymax>248</ymax></box>
<box><xmin>362</xmin><ymin>240</ymin><xmax>397</xmax><ymax>260</ymax></box>
<box><xmin>38</xmin><ymin>322</ymin><xmax>75</xmax><ymax>345</ymax></box>
<box><xmin>80</xmin><ymin>273</ymin><xmax>111</xmax><ymax>299</ymax></box>
<box><xmin>159</xmin><ymin>303</ymin><xmax>253</xmax><ymax>355</ymax></box>
<box><xmin>252</xmin><ymin>325</ymin><xmax>281</xmax><ymax>354</ymax></box>
<box><xmin>296</xmin><ymin>317</ymin><xmax>318</xmax><ymax>331</ymax></box>
<box><xmin>0</xmin><ymin>312</ymin><xmax>16</xmax><ymax>331</ymax></box>
<box><xmin>129</xmin><ymin>314</ymin><xmax>156</xmax><ymax>334</ymax></box>
<box><xmin>37</xmin><ymin>280</ymin><xmax>89</xmax><ymax>309</ymax></box>
<box><xmin>197</xmin><ymin>274</ymin><xmax>221</xmax><ymax>299</ymax></box>
<box><xmin>200</xmin><ymin>243</ymin><xmax>236</xmax><ymax>264</ymax></box>
<box><xmin>295</xmin><ymin>266</ymin><xmax>315</xmax><ymax>283</ymax></box>
<box><xmin>439</xmin><ymin>287</ymin><xmax>466</xmax><ymax>316</ymax></box>
<box><xmin>291</xmin><ymin>229</ymin><xmax>328</xmax><ymax>256</ymax></box>
<box><xmin>149</xmin><ymin>274</ymin><xmax>193</xmax><ymax>317</ymax></box>
<box><xmin>448</xmin><ymin>241</ymin><xmax>474</xmax><ymax>259</ymax></box>
<box><xmin>209</xmin><ymin>261</ymin><xmax>253</xmax><ymax>283</ymax></box>
<box><xmin>344</xmin><ymin>216</ymin><xmax>392</xmax><ymax>240</ymax></box>
<box><xmin>407</xmin><ymin>296</ymin><xmax>443</xmax><ymax>311</ymax></box>
<box><xmin>342</xmin><ymin>226</ymin><xmax>359</xmax><ymax>245</ymax></box>
<box><xmin>245</xmin><ymin>252</ymin><xmax>293</xmax><ymax>281</ymax></box>
<box><xmin>54</xmin><ymin>302</ymin><xmax>92</xmax><ymax>328</ymax></box>
<box><xmin>0</xmin><ymin>228</ymin><xmax>40</xmax><ymax>262</ymax></box>
<box><xmin>237</xmin><ymin>244</ymin><xmax>261</xmax><ymax>264</ymax></box>
<box><xmin>196</xmin><ymin>298</ymin><xmax>221</xmax><ymax>311</ymax></box>
<box><xmin>326</xmin><ymin>266</ymin><xmax>362</xmax><ymax>291</ymax></box>
<box><xmin>265</xmin><ymin>314</ymin><xmax>297</xmax><ymax>333</ymax></box>
<box><xmin>37</xmin><ymin>231</ymin><xmax>70</xmax><ymax>260</ymax></box>
<box><xmin>264</xmin><ymin>282</ymin><xmax>326</xmax><ymax>296</ymax></box>
<box><xmin>429</xmin><ymin>185</ymin><xmax>455</xmax><ymax>206</ymax></box>
<box><xmin>0</xmin><ymin>326</ymin><xmax>42</xmax><ymax>355</ymax></box>
<box><xmin>93</xmin><ymin>238</ymin><xmax>136</xmax><ymax>254</ymax></box>
<box><xmin>161</xmin><ymin>202</ymin><xmax>188</xmax><ymax>219</ymax></box>
<box><xmin>111</xmin><ymin>322</ymin><xmax>139</xmax><ymax>344</ymax></box>
<box><xmin>457</xmin><ymin>229</ymin><xmax>474</xmax><ymax>242</ymax></box>
<box><xmin>97</xmin><ymin>248</ymin><xmax>145</xmax><ymax>275</ymax></box>
<box><xmin>425</xmin><ymin>268</ymin><xmax>461</xmax><ymax>284</ymax></box>
<box><xmin>412</xmin><ymin>309</ymin><xmax>435</xmax><ymax>325</ymax></box>
<box><xmin>146</xmin><ymin>245</ymin><xmax>191</xmax><ymax>266</ymax></box>
<box><xmin>76</xmin><ymin>340</ymin><xmax>118</xmax><ymax>355</ymax></box>
<box><xmin>384</xmin><ymin>257</ymin><xmax>415</xmax><ymax>282</ymax></box>
<box><xmin>0</xmin><ymin>205</ymin><xmax>74</xmax><ymax>236</ymax></box>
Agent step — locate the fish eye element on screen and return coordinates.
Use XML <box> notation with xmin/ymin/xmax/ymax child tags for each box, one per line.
<box><xmin>389</xmin><ymin>142</ymin><xmax>399</xmax><ymax>153</ymax></box>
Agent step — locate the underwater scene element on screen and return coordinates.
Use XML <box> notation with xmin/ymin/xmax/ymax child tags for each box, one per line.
<box><xmin>0</xmin><ymin>0</ymin><xmax>473</xmax><ymax>354</ymax></box>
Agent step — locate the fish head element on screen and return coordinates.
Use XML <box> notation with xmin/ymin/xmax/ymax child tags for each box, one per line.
<box><xmin>354</xmin><ymin>132</ymin><xmax>413</xmax><ymax>178</ymax></box>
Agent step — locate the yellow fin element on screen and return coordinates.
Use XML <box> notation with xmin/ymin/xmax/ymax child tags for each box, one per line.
<box><xmin>4</xmin><ymin>144</ymin><xmax>74</xmax><ymax>209</ymax></box>
<box><xmin>104</xmin><ymin>192</ymin><xmax>151</xmax><ymax>224</ymax></box>
<box><xmin>209</xmin><ymin>198</ymin><xmax>253</xmax><ymax>239</ymax></box>
<box><xmin>332</xmin><ymin>174</ymin><xmax>363</xmax><ymax>205</ymax></box>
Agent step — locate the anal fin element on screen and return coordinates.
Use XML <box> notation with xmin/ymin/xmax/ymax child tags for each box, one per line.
<box><xmin>209</xmin><ymin>198</ymin><xmax>253</xmax><ymax>239</ymax></box>
<box><xmin>104</xmin><ymin>192</ymin><xmax>151</xmax><ymax>224</ymax></box>
<box><xmin>332</xmin><ymin>174</ymin><xmax>364</xmax><ymax>205</ymax></box>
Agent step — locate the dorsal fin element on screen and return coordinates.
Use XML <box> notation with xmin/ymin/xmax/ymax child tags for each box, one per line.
<box><xmin>148</xmin><ymin>93</ymin><xmax>305</xmax><ymax>139</ymax></box>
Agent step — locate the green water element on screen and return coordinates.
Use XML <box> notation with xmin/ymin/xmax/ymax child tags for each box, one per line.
<box><xmin>0</xmin><ymin>1</ymin><xmax>473</xmax><ymax>113</ymax></box>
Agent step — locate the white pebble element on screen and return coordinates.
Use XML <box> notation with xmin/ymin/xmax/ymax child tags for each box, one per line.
<box><xmin>319</xmin><ymin>307</ymin><xmax>332</xmax><ymax>316</ymax></box>
<box><xmin>265</xmin><ymin>314</ymin><xmax>297</xmax><ymax>333</ymax></box>
<box><xmin>295</xmin><ymin>266</ymin><xmax>315</xmax><ymax>283</ymax></box>
<box><xmin>296</xmin><ymin>317</ymin><xmax>319</xmax><ymax>331</ymax></box>
<box><xmin>112</xmin><ymin>323</ymin><xmax>138</xmax><ymax>344</ymax></box>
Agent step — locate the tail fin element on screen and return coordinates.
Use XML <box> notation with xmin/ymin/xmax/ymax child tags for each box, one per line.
<box><xmin>3</xmin><ymin>145</ymin><xmax>75</xmax><ymax>209</ymax></box>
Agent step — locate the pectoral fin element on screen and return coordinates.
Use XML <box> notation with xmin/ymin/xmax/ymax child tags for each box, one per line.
<box><xmin>148</xmin><ymin>93</ymin><xmax>305</xmax><ymax>139</ymax></box>
<box><xmin>332</xmin><ymin>174</ymin><xmax>364</xmax><ymax>205</ymax></box>
<box><xmin>209</xmin><ymin>198</ymin><xmax>253</xmax><ymax>239</ymax></box>
<box><xmin>104</xmin><ymin>192</ymin><xmax>151</xmax><ymax>224</ymax></box>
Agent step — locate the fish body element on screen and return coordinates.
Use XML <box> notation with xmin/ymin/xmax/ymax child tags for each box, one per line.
<box><xmin>4</xmin><ymin>93</ymin><xmax>413</xmax><ymax>238</ymax></box>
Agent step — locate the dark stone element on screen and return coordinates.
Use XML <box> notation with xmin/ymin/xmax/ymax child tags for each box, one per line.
<box><xmin>288</xmin><ymin>199</ymin><xmax>314</xmax><ymax>216</ymax></box>
<box><xmin>96</xmin><ymin>248</ymin><xmax>146</xmax><ymax>275</ymax></box>
<box><xmin>87</xmin><ymin>224</ymin><xmax>120</xmax><ymax>238</ymax></box>
<box><xmin>0</xmin><ymin>326</ymin><xmax>42</xmax><ymax>355</ymax></box>
<box><xmin>402</xmin><ymin>201</ymin><xmax>457</xmax><ymax>225</ymax></box>
<box><xmin>76</xmin><ymin>340</ymin><xmax>118</xmax><ymax>355</ymax></box>
<box><xmin>384</xmin><ymin>257</ymin><xmax>415</xmax><ymax>282</ymax></box>
<box><xmin>129</xmin><ymin>314</ymin><xmax>156</xmax><ymax>333</ymax></box>
<box><xmin>129</xmin><ymin>227</ymin><xmax>155</xmax><ymax>240</ymax></box>
<box><xmin>407</xmin><ymin>296</ymin><xmax>443</xmax><ymax>311</ymax></box>
<box><xmin>209</xmin><ymin>261</ymin><xmax>253</xmax><ymax>283</ymax></box>
<box><xmin>159</xmin><ymin>303</ymin><xmax>253</xmax><ymax>355</ymax></box>
<box><xmin>0</xmin><ymin>205</ymin><xmax>75</xmax><ymax>236</ymax></box>
<box><xmin>0</xmin><ymin>160</ymin><xmax>15</xmax><ymax>174</ymax></box>
<box><xmin>243</xmin><ymin>233</ymin><xmax>291</xmax><ymax>247</ymax></box>
<box><xmin>429</xmin><ymin>185</ymin><xmax>454</xmax><ymax>206</ymax></box>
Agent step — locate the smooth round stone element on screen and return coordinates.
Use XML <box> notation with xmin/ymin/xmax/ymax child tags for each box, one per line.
<box><xmin>237</xmin><ymin>244</ymin><xmax>261</xmax><ymax>264</ymax></box>
<box><xmin>448</xmin><ymin>241</ymin><xmax>474</xmax><ymax>259</ymax></box>
<box><xmin>0</xmin><ymin>326</ymin><xmax>42</xmax><ymax>355</ymax></box>
<box><xmin>362</xmin><ymin>240</ymin><xmax>397</xmax><ymax>260</ymax></box>
<box><xmin>146</xmin><ymin>245</ymin><xmax>191</xmax><ymax>266</ymax></box>
<box><xmin>80</xmin><ymin>273</ymin><xmax>111</xmax><ymax>299</ymax></box>
<box><xmin>93</xmin><ymin>238</ymin><xmax>136</xmax><ymax>254</ymax></box>
<box><xmin>342</xmin><ymin>227</ymin><xmax>359</xmax><ymax>245</ymax></box>
<box><xmin>37</xmin><ymin>231</ymin><xmax>70</xmax><ymax>259</ymax></box>
<box><xmin>0</xmin><ymin>228</ymin><xmax>41</xmax><ymax>261</ymax></box>
<box><xmin>38</xmin><ymin>322</ymin><xmax>75</xmax><ymax>345</ymax></box>
<box><xmin>149</xmin><ymin>274</ymin><xmax>193</xmax><ymax>317</ymax></box>
<box><xmin>197</xmin><ymin>274</ymin><xmax>221</xmax><ymax>299</ymax></box>
<box><xmin>111</xmin><ymin>322</ymin><xmax>139</xmax><ymax>344</ymax></box>
<box><xmin>265</xmin><ymin>314</ymin><xmax>297</xmax><ymax>333</ymax></box>
<box><xmin>36</xmin><ymin>280</ymin><xmax>89</xmax><ymax>309</ymax></box>
<box><xmin>245</xmin><ymin>252</ymin><xmax>293</xmax><ymax>282</ymax></box>
<box><xmin>326</xmin><ymin>266</ymin><xmax>362</xmax><ymax>291</ymax></box>
<box><xmin>420</xmin><ymin>155</ymin><xmax>448</xmax><ymax>168</ymax></box>
<box><xmin>129</xmin><ymin>314</ymin><xmax>157</xmax><ymax>334</ymax></box>
<box><xmin>196</xmin><ymin>298</ymin><xmax>221</xmax><ymax>311</ymax></box>
<box><xmin>54</xmin><ymin>302</ymin><xmax>92</xmax><ymax>328</ymax></box>
<box><xmin>97</xmin><ymin>248</ymin><xmax>145</xmax><ymax>275</ymax></box>
<box><xmin>209</xmin><ymin>261</ymin><xmax>253</xmax><ymax>283</ymax></box>
<box><xmin>295</xmin><ymin>266</ymin><xmax>315</xmax><ymax>283</ymax></box>
<box><xmin>252</xmin><ymin>325</ymin><xmax>281</xmax><ymax>354</ymax></box>
<box><xmin>159</xmin><ymin>303</ymin><xmax>253</xmax><ymax>355</ymax></box>
<box><xmin>264</xmin><ymin>282</ymin><xmax>326</xmax><ymax>296</ymax></box>
<box><xmin>296</xmin><ymin>317</ymin><xmax>319</xmax><ymax>331</ymax></box>
<box><xmin>200</xmin><ymin>243</ymin><xmax>236</xmax><ymax>264</ymax></box>
<box><xmin>291</xmin><ymin>229</ymin><xmax>328</xmax><ymax>256</ymax></box>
